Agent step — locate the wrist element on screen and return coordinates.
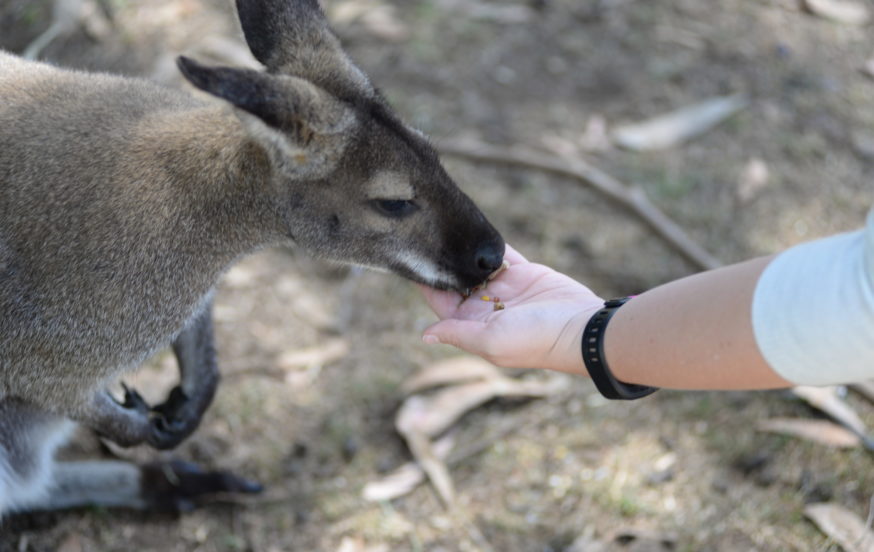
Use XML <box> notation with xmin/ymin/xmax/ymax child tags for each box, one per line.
<box><xmin>554</xmin><ymin>302</ymin><xmax>604</xmax><ymax>375</ymax></box>
<box><xmin>581</xmin><ymin>297</ymin><xmax>658</xmax><ymax>400</ymax></box>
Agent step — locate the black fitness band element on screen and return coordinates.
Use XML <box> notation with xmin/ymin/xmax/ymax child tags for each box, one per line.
<box><xmin>582</xmin><ymin>297</ymin><xmax>659</xmax><ymax>400</ymax></box>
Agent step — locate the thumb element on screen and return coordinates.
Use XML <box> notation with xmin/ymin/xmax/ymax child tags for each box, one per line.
<box><xmin>422</xmin><ymin>319</ymin><xmax>488</xmax><ymax>354</ymax></box>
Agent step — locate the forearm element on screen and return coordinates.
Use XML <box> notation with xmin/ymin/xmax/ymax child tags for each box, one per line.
<box><xmin>421</xmin><ymin>221</ymin><xmax>874</xmax><ymax>389</ymax></box>
<box><xmin>603</xmin><ymin>255</ymin><xmax>792</xmax><ymax>390</ymax></box>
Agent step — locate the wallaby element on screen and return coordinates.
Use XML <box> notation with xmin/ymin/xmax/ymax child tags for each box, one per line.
<box><xmin>0</xmin><ymin>0</ymin><xmax>504</xmax><ymax>514</ymax></box>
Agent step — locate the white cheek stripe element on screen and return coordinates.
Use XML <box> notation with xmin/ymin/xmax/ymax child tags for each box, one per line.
<box><xmin>393</xmin><ymin>251</ymin><xmax>456</xmax><ymax>288</ymax></box>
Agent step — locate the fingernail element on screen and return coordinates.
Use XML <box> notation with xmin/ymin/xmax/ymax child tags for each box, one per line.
<box><xmin>422</xmin><ymin>335</ymin><xmax>441</xmax><ymax>345</ymax></box>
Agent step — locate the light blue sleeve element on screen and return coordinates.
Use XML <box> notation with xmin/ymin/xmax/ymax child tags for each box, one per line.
<box><xmin>751</xmin><ymin>210</ymin><xmax>874</xmax><ymax>385</ymax></box>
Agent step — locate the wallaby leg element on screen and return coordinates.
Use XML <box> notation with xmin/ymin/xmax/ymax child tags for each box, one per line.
<box><xmin>34</xmin><ymin>461</ymin><xmax>146</xmax><ymax>511</ymax></box>
<box><xmin>0</xmin><ymin>399</ymin><xmax>261</xmax><ymax>516</ymax></box>
<box><xmin>72</xmin><ymin>387</ymin><xmax>153</xmax><ymax>448</ymax></box>
<box><xmin>0</xmin><ymin>399</ymin><xmax>75</xmax><ymax>515</ymax></box>
<box><xmin>30</xmin><ymin>459</ymin><xmax>262</xmax><ymax>513</ymax></box>
<box><xmin>150</xmin><ymin>301</ymin><xmax>220</xmax><ymax>450</ymax></box>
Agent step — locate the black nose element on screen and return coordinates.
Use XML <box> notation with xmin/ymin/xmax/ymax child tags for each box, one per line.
<box><xmin>475</xmin><ymin>242</ymin><xmax>504</xmax><ymax>277</ymax></box>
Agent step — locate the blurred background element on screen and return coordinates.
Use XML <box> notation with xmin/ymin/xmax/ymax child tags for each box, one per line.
<box><xmin>1</xmin><ymin>0</ymin><xmax>873</xmax><ymax>550</ymax></box>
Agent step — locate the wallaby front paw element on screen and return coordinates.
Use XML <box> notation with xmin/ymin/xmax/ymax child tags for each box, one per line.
<box><xmin>88</xmin><ymin>388</ymin><xmax>153</xmax><ymax>447</ymax></box>
<box><xmin>147</xmin><ymin>417</ymin><xmax>187</xmax><ymax>450</ymax></box>
<box><xmin>140</xmin><ymin>460</ymin><xmax>263</xmax><ymax>512</ymax></box>
<box><xmin>147</xmin><ymin>386</ymin><xmax>201</xmax><ymax>450</ymax></box>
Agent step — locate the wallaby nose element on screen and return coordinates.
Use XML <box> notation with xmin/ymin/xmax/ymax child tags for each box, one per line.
<box><xmin>475</xmin><ymin>242</ymin><xmax>504</xmax><ymax>276</ymax></box>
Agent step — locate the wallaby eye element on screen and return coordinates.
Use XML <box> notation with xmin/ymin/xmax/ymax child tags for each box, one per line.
<box><xmin>371</xmin><ymin>199</ymin><xmax>418</xmax><ymax>218</ymax></box>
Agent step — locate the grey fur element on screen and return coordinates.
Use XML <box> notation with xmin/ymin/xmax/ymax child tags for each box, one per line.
<box><xmin>0</xmin><ymin>0</ymin><xmax>502</xmax><ymax>514</ymax></box>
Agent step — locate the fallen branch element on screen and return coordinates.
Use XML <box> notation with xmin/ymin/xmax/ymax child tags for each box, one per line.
<box><xmin>437</xmin><ymin>139</ymin><xmax>722</xmax><ymax>271</ymax></box>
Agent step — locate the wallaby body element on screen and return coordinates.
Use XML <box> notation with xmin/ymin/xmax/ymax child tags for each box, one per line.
<box><xmin>0</xmin><ymin>0</ymin><xmax>503</xmax><ymax>514</ymax></box>
<box><xmin>1</xmin><ymin>52</ymin><xmax>249</xmax><ymax>395</ymax></box>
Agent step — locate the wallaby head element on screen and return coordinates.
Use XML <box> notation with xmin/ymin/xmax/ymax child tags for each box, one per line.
<box><xmin>178</xmin><ymin>0</ymin><xmax>504</xmax><ymax>291</ymax></box>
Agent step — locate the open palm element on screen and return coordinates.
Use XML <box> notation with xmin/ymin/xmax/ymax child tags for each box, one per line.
<box><xmin>419</xmin><ymin>245</ymin><xmax>604</xmax><ymax>374</ymax></box>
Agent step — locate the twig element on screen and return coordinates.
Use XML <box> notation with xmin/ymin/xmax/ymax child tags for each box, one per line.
<box><xmin>437</xmin><ymin>139</ymin><xmax>722</xmax><ymax>272</ymax></box>
<box><xmin>22</xmin><ymin>0</ymin><xmax>112</xmax><ymax>60</ymax></box>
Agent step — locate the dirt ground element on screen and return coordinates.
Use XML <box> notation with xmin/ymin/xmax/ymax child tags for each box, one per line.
<box><xmin>2</xmin><ymin>0</ymin><xmax>874</xmax><ymax>550</ymax></box>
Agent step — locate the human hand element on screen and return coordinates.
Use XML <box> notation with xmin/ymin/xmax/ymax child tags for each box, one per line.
<box><xmin>419</xmin><ymin>245</ymin><xmax>604</xmax><ymax>375</ymax></box>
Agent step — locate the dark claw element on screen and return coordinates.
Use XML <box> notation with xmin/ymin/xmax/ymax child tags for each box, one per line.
<box><xmin>140</xmin><ymin>460</ymin><xmax>263</xmax><ymax>512</ymax></box>
<box><xmin>120</xmin><ymin>384</ymin><xmax>150</xmax><ymax>414</ymax></box>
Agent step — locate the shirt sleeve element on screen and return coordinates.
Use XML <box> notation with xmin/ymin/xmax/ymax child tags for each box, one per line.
<box><xmin>751</xmin><ymin>209</ymin><xmax>874</xmax><ymax>385</ymax></box>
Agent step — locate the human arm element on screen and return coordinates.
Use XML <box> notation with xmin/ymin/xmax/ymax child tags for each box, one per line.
<box><xmin>613</xmin><ymin>217</ymin><xmax>874</xmax><ymax>389</ymax></box>
<box><xmin>603</xmin><ymin>254</ymin><xmax>790</xmax><ymax>390</ymax></box>
<box><xmin>420</xmin><ymin>246</ymin><xmax>790</xmax><ymax>390</ymax></box>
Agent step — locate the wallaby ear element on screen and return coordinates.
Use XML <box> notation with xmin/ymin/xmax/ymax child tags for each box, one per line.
<box><xmin>234</xmin><ymin>0</ymin><xmax>373</xmax><ymax>97</ymax></box>
<box><xmin>177</xmin><ymin>56</ymin><xmax>354</xmax><ymax>139</ymax></box>
<box><xmin>235</xmin><ymin>0</ymin><xmax>326</xmax><ymax>68</ymax></box>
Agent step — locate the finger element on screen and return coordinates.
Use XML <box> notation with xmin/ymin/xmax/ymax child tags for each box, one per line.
<box><xmin>422</xmin><ymin>319</ymin><xmax>489</xmax><ymax>354</ymax></box>
<box><xmin>503</xmin><ymin>244</ymin><xmax>529</xmax><ymax>265</ymax></box>
<box><xmin>416</xmin><ymin>284</ymin><xmax>463</xmax><ymax>320</ymax></box>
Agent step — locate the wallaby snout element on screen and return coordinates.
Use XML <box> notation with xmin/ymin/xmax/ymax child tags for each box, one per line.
<box><xmin>476</xmin><ymin>242</ymin><xmax>506</xmax><ymax>275</ymax></box>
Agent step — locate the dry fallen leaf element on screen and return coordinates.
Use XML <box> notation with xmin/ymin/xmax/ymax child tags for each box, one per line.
<box><xmin>802</xmin><ymin>0</ymin><xmax>870</xmax><ymax>25</ymax></box>
<box><xmin>792</xmin><ymin>386</ymin><xmax>868</xmax><ymax>436</ymax></box>
<box><xmin>362</xmin><ymin>434</ymin><xmax>455</xmax><ymax>502</ymax></box>
<box><xmin>401</xmin><ymin>356</ymin><xmax>502</xmax><ymax>394</ymax></box>
<box><xmin>359</xmin><ymin>7</ymin><xmax>410</xmax><ymax>41</ymax></box>
<box><xmin>330</xmin><ymin>0</ymin><xmax>409</xmax><ymax>41</ymax></box>
<box><xmin>331</xmin><ymin>0</ymin><xmax>373</xmax><ymax>25</ymax></box>
<box><xmin>57</xmin><ymin>533</ymin><xmax>84</xmax><ymax>552</ymax></box>
<box><xmin>611</xmin><ymin>95</ymin><xmax>748</xmax><ymax>151</ymax></box>
<box><xmin>805</xmin><ymin>502</ymin><xmax>874</xmax><ymax>552</ymax></box>
<box><xmin>566</xmin><ymin>535</ymin><xmax>609</xmax><ymax>552</ymax></box>
<box><xmin>396</xmin><ymin>377</ymin><xmax>564</xmax><ymax>438</ymax></box>
<box><xmin>851</xmin><ymin>381</ymin><xmax>874</xmax><ymax>403</ymax></box>
<box><xmin>400</xmin><ymin>430</ymin><xmax>455</xmax><ymax>506</ymax></box>
<box><xmin>757</xmin><ymin>418</ymin><xmax>862</xmax><ymax>448</ymax></box>
<box><xmin>392</xmin><ymin>373</ymin><xmax>565</xmax><ymax>506</ymax></box>
<box><xmin>336</xmin><ymin>536</ymin><xmax>390</xmax><ymax>552</ymax></box>
<box><xmin>736</xmin><ymin>158</ymin><xmax>770</xmax><ymax>203</ymax></box>
<box><xmin>580</xmin><ymin>114</ymin><xmax>612</xmax><ymax>152</ymax></box>
<box><xmin>277</xmin><ymin>338</ymin><xmax>349</xmax><ymax>371</ymax></box>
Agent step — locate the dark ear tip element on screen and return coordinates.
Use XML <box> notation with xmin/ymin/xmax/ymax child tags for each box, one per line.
<box><xmin>176</xmin><ymin>55</ymin><xmax>196</xmax><ymax>74</ymax></box>
<box><xmin>176</xmin><ymin>56</ymin><xmax>209</xmax><ymax>89</ymax></box>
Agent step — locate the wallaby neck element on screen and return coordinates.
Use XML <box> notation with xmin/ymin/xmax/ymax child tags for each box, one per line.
<box><xmin>0</xmin><ymin>88</ymin><xmax>287</xmax><ymax>366</ymax></box>
<box><xmin>135</xmin><ymin>103</ymin><xmax>285</xmax><ymax>260</ymax></box>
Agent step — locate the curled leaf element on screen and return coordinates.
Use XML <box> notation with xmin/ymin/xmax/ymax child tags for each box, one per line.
<box><xmin>362</xmin><ymin>434</ymin><xmax>455</xmax><ymax>502</ymax></box>
<box><xmin>805</xmin><ymin>502</ymin><xmax>874</xmax><ymax>552</ymax></box>
<box><xmin>401</xmin><ymin>357</ymin><xmax>502</xmax><ymax>395</ymax></box>
<box><xmin>402</xmin><ymin>431</ymin><xmax>455</xmax><ymax>506</ymax></box>
<box><xmin>611</xmin><ymin>95</ymin><xmax>748</xmax><ymax>151</ymax></box>
<box><xmin>851</xmin><ymin>381</ymin><xmax>874</xmax><ymax>404</ymax></box>
<box><xmin>277</xmin><ymin>338</ymin><xmax>349</xmax><ymax>371</ymax></box>
<box><xmin>396</xmin><ymin>377</ymin><xmax>564</xmax><ymax>438</ymax></box>
<box><xmin>792</xmin><ymin>386</ymin><xmax>868</xmax><ymax>436</ymax></box>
